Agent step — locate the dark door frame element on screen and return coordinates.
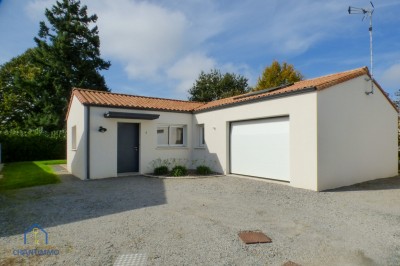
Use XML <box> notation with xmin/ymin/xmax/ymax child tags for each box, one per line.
<box><xmin>117</xmin><ymin>122</ymin><xmax>140</xmax><ymax>173</ymax></box>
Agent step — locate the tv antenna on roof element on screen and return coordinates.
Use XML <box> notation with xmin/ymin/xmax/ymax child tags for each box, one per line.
<box><xmin>348</xmin><ymin>1</ymin><xmax>375</xmax><ymax>95</ymax></box>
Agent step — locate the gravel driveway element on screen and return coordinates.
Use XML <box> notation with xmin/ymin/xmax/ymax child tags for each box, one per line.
<box><xmin>0</xmin><ymin>171</ymin><xmax>399</xmax><ymax>266</ymax></box>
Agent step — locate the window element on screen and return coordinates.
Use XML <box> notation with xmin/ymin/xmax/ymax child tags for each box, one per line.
<box><xmin>157</xmin><ymin>125</ymin><xmax>186</xmax><ymax>146</ymax></box>
<box><xmin>198</xmin><ymin>124</ymin><xmax>205</xmax><ymax>147</ymax></box>
<box><xmin>71</xmin><ymin>126</ymin><xmax>77</xmax><ymax>150</ymax></box>
<box><xmin>157</xmin><ymin>127</ymin><xmax>168</xmax><ymax>146</ymax></box>
<box><xmin>170</xmin><ymin>126</ymin><xmax>184</xmax><ymax>145</ymax></box>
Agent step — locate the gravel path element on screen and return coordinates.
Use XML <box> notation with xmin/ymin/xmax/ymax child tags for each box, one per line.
<box><xmin>0</xmin><ymin>172</ymin><xmax>399</xmax><ymax>266</ymax></box>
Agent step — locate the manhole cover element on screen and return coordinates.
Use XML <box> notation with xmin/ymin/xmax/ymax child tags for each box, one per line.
<box><xmin>238</xmin><ymin>231</ymin><xmax>272</xmax><ymax>244</ymax></box>
<box><xmin>114</xmin><ymin>253</ymin><xmax>147</xmax><ymax>266</ymax></box>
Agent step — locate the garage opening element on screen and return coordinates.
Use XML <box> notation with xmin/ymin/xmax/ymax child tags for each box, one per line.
<box><xmin>230</xmin><ymin>116</ymin><xmax>290</xmax><ymax>182</ymax></box>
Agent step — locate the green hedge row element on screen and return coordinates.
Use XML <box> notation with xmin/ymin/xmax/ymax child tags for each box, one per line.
<box><xmin>0</xmin><ymin>128</ymin><xmax>66</xmax><ymax>162</ymax></box>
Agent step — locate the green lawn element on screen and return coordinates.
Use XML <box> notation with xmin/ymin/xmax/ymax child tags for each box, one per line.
<box><xmin>0</xmin><ymin>160</ymin><xmax>65</xmax><ymax>191</ymax></box>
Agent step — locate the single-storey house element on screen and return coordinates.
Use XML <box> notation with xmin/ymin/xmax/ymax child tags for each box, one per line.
<box><xmin>66</xmin><ymin>67</ymin><xmax>398</xmax><ymax>191</ymax></box>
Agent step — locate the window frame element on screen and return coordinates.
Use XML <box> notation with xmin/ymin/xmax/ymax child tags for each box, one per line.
<box><xmin>71</xmin><ymin>125</ymin><xmax>77</xmax><ymax>150</ymax></box>
<box><xmin>156</xmin><ymin>126</ymin><xmax>169</xmax><ymax>146</ymax></box>
<box><xmin>169</xmin><ymin>125</ymin><xmax>185</xmax><ymax>146</ymax></box>
<box><xmin>198</xmin><ymin>124</ymin><xmax>205</xmax><ymax>147</ymax></box>
<box><xmin>157</xmin><ymin>125</ymin><xmax>187</xmax><ymax>147</ymax></box>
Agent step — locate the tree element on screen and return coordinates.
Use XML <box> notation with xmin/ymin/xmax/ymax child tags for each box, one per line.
<box><xmin>254</xmin><ymin>60</ymin><xmax>303</xmax><ymax>91</ymax></box>
<box><xmin>33</xmin><ymin>0</ymin><xmax>111</xmax><ymax>128</ymax></box>
<box><xmin>0</xmin><ymin>48</ymin><xmax>62</xmax><ymax>131</ymax></box>
<box><xmin>188</xmin><ymin>69</ymin><xmax>250</xmax><ymax>102</ymax></box>
<box><xmin>0</xmin><ymin>49</ymin><xmax>39</xmax><ymax>129</ymax></box>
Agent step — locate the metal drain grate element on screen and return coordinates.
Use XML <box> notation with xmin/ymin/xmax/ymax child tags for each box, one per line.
<box><xmin>238</xmin><ymin>231</ymin><xmax>272</xmax><ymax>244</ymax></box>
<box><xmin>114</xmin><ymin>253</ymin><xmax>147</xmax><ymax>266</ymax></box>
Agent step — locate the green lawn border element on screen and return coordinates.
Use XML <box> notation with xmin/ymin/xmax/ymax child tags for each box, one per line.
<box><xmin>0</xmin><ymin>160</ymin><xmax>66</xmax><ymax>191</ymax></box>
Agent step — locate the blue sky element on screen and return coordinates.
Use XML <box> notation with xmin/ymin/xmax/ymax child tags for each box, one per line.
<box><xmin>0</xmin><ymin>0</ymin><xmax>399</xmax><ymax>100</ymax></box>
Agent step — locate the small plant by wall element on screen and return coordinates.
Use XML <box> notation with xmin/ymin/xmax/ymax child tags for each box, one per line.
<box><xmin>149</xmin><ymin>157</ymin><xmax>218</xmax><ymax>176</ymax></box>
<box><xmin>196</xmin><ymin>165</ymin><xmax>212</xmax><ymax>175</ymax></box>
<box><xmin>190</xmin><ymin>158</ymin><xmax>217</xmax><ymax>172</ymax></box>
<box><xmin>170</xmin><ymin>165</ymin><xmax>188</xmax><ymax>177</ymax></box>
<box><xmin>154</xmin><ymin>166</ymin><xmax>169</xmax><ymax>175</ymax></box>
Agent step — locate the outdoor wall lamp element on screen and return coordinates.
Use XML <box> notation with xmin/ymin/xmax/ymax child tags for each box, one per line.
<box><xmin>98</xmin><ymin>126</ymin><xmax>107</xmax><ymax>133</ymax></box>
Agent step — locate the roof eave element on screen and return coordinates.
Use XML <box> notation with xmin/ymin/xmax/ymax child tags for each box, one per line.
<box><xmin>193</xmin><ymin>87</ymin><xmax>317</xmax><ymax>114</ymax></box>
<box><xmin>65</xmin><ymin>89</ymin><xmax>79</xmax><ymax>121</ymax></box>
<box><xmin>81</xmin><ymin>103</ymin><xmax>195</xmax><ymax>113</ymax></box>
<box><xmin>372</xmin><ymin>79</ymin><xmax>399</xmax><ymax>113</ymax></box>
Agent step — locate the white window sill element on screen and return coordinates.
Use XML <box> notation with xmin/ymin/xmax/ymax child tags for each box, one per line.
<box><xmin>194</xmin><ymin>146</ymin><xmax>206</xmax><ymax>149</ymax></box>
<box><xmin>156</xmin><ymin>146</ymin><xmax>188</xmax><ymax>150</ymax></box>
<box><xmin>71</xmin><ymin>149</ymin><xmax>77</xmax><ymax>151</ymax></box>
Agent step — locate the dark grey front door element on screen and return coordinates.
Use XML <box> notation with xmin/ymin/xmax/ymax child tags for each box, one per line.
<box><xmin>117</xmin><ymin>123</ymin><xmax>139</xmax><ymax>173</ymax></box>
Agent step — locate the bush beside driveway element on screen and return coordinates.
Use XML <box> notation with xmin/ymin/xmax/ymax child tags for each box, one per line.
<box><xmin>0</xmin><ymin>174</ymin><xmax>399</xmax><ymax>265</ymax></box>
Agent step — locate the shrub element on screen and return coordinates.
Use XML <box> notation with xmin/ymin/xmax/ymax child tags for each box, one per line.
<box><xmin>0</xmin><ymin>128</ymin><xmax>66</xmax><ymax>162</ymax></box>
<box><xmin>196</xmin><ymin>165</ymin><xmax>212</xmax><ymax>175</ymax></box>
<box><xmin>154</xmin><ymin>166</ymin><xmax>169</xmax><ymax>175</ymax></box>
<box><xmin>170</xmin><ymin>165</ymin><xmax>187</xmax><ymax>177</ymax></box>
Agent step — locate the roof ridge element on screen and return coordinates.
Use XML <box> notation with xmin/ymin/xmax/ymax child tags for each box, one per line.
<box><xmin>294</xmin><ymin>66</ymin><xmax>368</xmax><ymax>85</ymax></box>
<box><xmin>193</xmin><ymin>66</ymin><xmax>372</xmax><ymax>112</ymax></box>
<box><xmin>73</xmin><ymin>88</ymin><xmax>205</xmax><ymax>105</ymax></box>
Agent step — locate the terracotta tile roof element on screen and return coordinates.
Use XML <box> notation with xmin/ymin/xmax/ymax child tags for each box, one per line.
<box><xmin>67</xmin><ymin>66</ymin><xmax>396</xmax><ymax>118</ymax></box>
<box><xmin>71</xmin><ymin>89</ymin><xmax>205</xmax><ymax>112</ymax></box>
<box><xmin>194</xmin><ymin>66</ymin><xmax>370</xmax><ymax>111</ymax></box>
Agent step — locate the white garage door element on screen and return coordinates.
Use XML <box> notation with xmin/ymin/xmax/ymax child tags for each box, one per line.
<box><xmin>230</xmin><ymin>117</ymin><xmax>290</xmax><ymax>181</ymax></box>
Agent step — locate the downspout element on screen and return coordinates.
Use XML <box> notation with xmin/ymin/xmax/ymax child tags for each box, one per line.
<box><xmin>86</xmin><ymin>106</ymin><xmax>91</xmax><ymax>180</ymax></box>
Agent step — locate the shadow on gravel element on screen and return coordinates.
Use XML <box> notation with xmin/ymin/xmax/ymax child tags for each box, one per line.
<box><xmin>0</xmin><ymin>175</ymin><xmax>166</xmax><ymax>238</ymax></box>
<box><xmin>324</xmin><ymin>176</ymin><xmax>400</xmax><ymax>192</ymax></box>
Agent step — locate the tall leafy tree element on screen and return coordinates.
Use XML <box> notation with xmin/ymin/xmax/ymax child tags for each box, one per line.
<box><xmin>0</xmin><ymin>48</ymin><xmax>62</xmax><ymax>131</ymax></box>
<box><xmin>33</xmin><ymin>0</ymin><xmax>111</xmax><ymax>128</ymax></box>
<box><xmin>0</xmin><ymin>49</ymin><xmax>38</xmax><ymax>129</ymax></box>
<box><xmin>254</xmin><ymin>60</ymin><xmax>303</xmax><ymax>91</ymax></box>
<box><xmin>189</xmin><ymin>69</ymin><xmax>250</xmax><ymax>102</ymax></box>
<box><xmin>0</xmin><ymin>52</ymin><xmax>30</xmax><ymax>130</ymax></box>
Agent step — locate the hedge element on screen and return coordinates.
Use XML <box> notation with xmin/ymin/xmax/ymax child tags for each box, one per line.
<box><xmin>0</xmin><ymin>128</ymin><xmax>66</xmax><ymax>162</ymax></box>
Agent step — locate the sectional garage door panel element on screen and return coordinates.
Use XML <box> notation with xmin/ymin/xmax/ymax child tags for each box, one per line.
<box><xmin>230</xmin><ymin>117</ymin><xmax>290</xmax><ymax>181</ymax></box>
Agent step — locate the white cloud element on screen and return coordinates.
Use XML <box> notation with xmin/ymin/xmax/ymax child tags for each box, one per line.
<box><xmin>83</xmin><ymin>0</ymin><xmax>234</xmax><ymax>96</ymax></box>
<box><xmin>381</xmin><ymin>63</ymin><xmax>400</xmax><ymax>89</ymax></box>
<box><xmin>81</xmin><ymin>0</ymin><xmax>234</xmax><ymax>94</ymax></box>
<box><xmin>90</xmin><ymin>0</ymin><xmax>188</xmax><ymax>80</ymax></box>
<box><xmin>218</xmin><ymin>62</ymin><xmax>257</xmax><ymax>87</ymax></box>
<box><xmin>167</xmin><ymin>53</ymin><xmax>216</xmax><ymax>93</ymax></box>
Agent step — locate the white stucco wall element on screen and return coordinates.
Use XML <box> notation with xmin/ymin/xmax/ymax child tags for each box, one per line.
<box><xmin>66</xmin><ymin>96</ymin><xmax>87</xmax><ymax>179</ymax></box>
<box><xmin>193</xmin><ymin>92</ymin><xmax>319</xmax><ymax>191</ymax></box>
<box><xmin>317</xmin><ymin>75</ymin><xmax>398</xmax><ymax>191</ymax></box>
<box><xmin>68</xmin><ymin>76</ymin><xmax>397</xmax><ymax>191</ymax></box>
<box><xmin>88</xmin><ymin>106</ymin><xmax>193</xmax><ymax>179</ymax></box>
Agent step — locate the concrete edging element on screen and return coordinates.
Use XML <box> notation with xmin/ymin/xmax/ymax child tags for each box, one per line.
<box><xmin>143</xmin><ymin>173</ymin><xmax>225</xmax><ymax>179</ymax></box>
